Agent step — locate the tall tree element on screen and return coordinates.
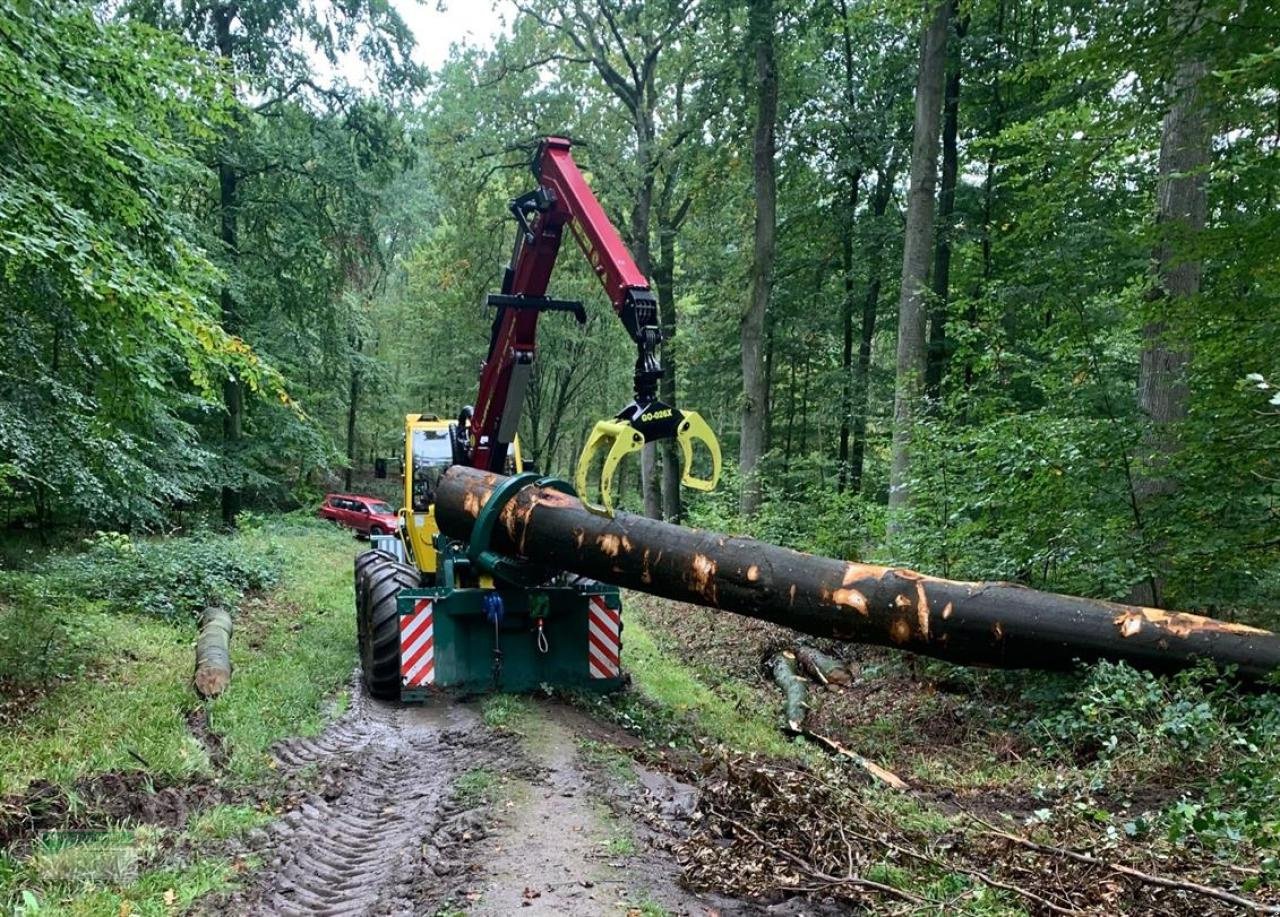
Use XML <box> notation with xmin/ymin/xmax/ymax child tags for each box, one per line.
<box><xmin>849</xmin><ymin>164</ymin><xmax>898</xmax><ymax>494</ymax></box>
<box><xmin>133</xmin><ymin>0</ymin><xmax>418</xmax><ymax>525</ymax></box>
<box><xmin>740</xmin><ymin>0</ymin><xmax>778</xmax><ymax>518</ymax></box>
<box><xmin>1131</xmin><ymin>0</ymin><xmax>1211</xmax><ymax>607</ymax></box>
<box><xmin>923</xmin><ymin>12</ymin><xmax>967</xmax><ymax>404</ymax></box>
<box><xmin>887</xmin><ymin>0</ymin><xmax>950</xmax><ymax>524</ymax></box>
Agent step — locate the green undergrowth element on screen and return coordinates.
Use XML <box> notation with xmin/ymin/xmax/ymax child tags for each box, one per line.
<box><xmin>589</xmin><ymin>599</ymin><xmax>812</xmax><ymax>762</ymax></box>
<box><xmin>480</xmin><ymin>693</ymin><xmax>534</xmax><ymax>733</ymax></box>
<box><xmin>0</xmin><ymin>515</ymin><xmax>359</xmax><ymax>913</ymax></box>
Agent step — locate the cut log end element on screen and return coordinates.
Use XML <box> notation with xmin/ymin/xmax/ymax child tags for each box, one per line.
<box><xmin>795</xmin><ymin>645</ymin><xmax>853</xmax><ymax>685</ymax></box>
<box><xmin>194</xmin><ymin>607</ymin><xmax>233</xmax><ymax>699</ymax></box>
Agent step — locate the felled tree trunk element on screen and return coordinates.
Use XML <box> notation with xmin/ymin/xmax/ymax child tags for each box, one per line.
<box><xmin>771</xmin><ymin>651</ymin><xmax>808</xmax><ymax>731</ymax></box>
<box><xmin>194</xmin><ymin>607</ymin><xmax>233</xmax><ymax>698</ymax></box>
<box><xmin>794</xmin><ymin>646</ymin><xmax>852</xmax><ymax>685</ymax></box>
<box><xmin>434</xmin><ymin>468</ymin><xmax>1280</xmax><ymax>682</ymax></box>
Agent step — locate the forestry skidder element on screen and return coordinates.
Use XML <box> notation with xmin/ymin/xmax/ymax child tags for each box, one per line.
<box><xmin>354</xmin><ymin>137</ymin><xmax>722</xmax><ymax>699</ymax></box>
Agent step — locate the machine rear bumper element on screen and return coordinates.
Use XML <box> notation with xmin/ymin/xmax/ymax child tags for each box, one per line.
<box><xmin>397</xmin><ymin>583</ymin><xmax>625</xmax><ymax>699</ymax></box>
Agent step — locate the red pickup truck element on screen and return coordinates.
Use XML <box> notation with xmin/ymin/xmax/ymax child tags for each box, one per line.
<box><xmin>318</xmin><ymin>494</ymin><xmax>399</xmax><ymax>537</ymax></box>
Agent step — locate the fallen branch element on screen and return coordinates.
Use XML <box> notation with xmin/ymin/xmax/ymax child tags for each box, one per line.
<box><xmin>770</xmin><ymin>651</ymin><xmax>808</xmax><ymax>732</ymax></box>
<box><xmin>194</xmin><ymin>607</ymin><xmax>233</xmax><ymax>699</ymax></box>
<box><xmin>804</xmin><ymin>730</ymin><xmax>909</xmax><ymax>791</ymax></box>
<box><xmin>794</xmin><ymin>646</ymin><xmax>852</xmax><ymax>685</ymax></box>
<box><xmin>770</xmin><ymin>650</ymin><xmax>904</xmax><ymax>790</ymax></box>
<box><xmin>835</xmin><ymin>819</ymin><xmax>1078</xmax><ymax>915</ymax></box>
<box><xmin>712</xmin><ymin>807</ymin><xmax>925</xmax><ymax>906</ymax></box>
<box><xmin>973</xmin><ymin>816</ymin><xmax>1280</xmax><ymax>914</ymax></box>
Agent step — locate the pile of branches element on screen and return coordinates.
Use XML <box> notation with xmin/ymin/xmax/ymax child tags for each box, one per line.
<box><xmin>674</xmin><ymin>753</ymin><xmax>1279</xmax><ymax>914</ymax></box>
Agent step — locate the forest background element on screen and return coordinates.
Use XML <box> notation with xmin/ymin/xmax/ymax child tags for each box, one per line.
<box><xmin>2</xmin><ymin>0</ymin><xmax>1277</xmax><ymax>620</ymax></box>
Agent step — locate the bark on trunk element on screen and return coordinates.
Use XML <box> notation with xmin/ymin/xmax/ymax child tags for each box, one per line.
<box><xmin>889</xmin><ymin>0</ymin><xmax>951</xmax><ymax>523</ymax></box>
<box><xmin>849</xmin><ymin>168</ymin><xmax>895</xmax><ymax>495</ymax></box>
<box><xmin>641</xmin><ymin>444</ymin><xmax>661</xmax><ymax>519</ymax></box>
<box><xmin>837</xmin><ymin>172</ymin><xmax>862</xmax><ymax>492</ymax></box>
<box><xmin>836</xmin><ymin>4</ymin><xmax>861</xmax><ymax>491</ymax></box>
<box><xmin>435</xmin><ymin>468</ymin><xmax>1280</xmax><ymax>682</ymax></box>
<box><xmin>194</xmin><ymin>607</ymin><xmax>233</xmax><ymax>698</ymax></box>
<box><xmin>924</xmin><ymin>14</ymin><xmax>967</xmax><ymax>405</ymax></box>
<box><xmin>215</xmin><ymin>6</ymin><xmax>242</xmax><ymax>528</ymax></box>
<box><xmin>740</xmin><ymin>0</ymin><xmax>778</xmax><ymax>518</ymax></box>
<box><xmin>1132</xmin><ymin>0</ymin><xmax>1210</xmax><ymax>608</ymax></box>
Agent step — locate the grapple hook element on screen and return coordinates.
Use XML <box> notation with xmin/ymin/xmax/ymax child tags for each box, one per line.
<box><xmin>573</xmin><ymin>402</ymin><xmax>722</xmax><ymax>517</ymax></box>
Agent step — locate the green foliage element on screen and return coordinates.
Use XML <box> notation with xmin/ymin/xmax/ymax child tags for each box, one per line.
<box><xmin>480</xmin><ymin>694</ymin><xmax>534</xmax><ymax>733</ymax></box>
<box><xmin>1029</xmin><ymin>660</ymin><xmax>1280</xmax><ymax>856</ymax></box>
<box><xmin>41</xmin><ymin>531</ymin><xmax>281</xmax><ymax>621</ymax></box>
<box><xmin>0</xmin><ymin>0</ymin><xmax>286</xmax><ymax>530</ymax></box>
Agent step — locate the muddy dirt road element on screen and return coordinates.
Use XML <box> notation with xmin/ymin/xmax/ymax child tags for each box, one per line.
<box><xmin>227</xmin><ymin>677</ymin><xmax>731</xmax><ymax>916</ymax></box>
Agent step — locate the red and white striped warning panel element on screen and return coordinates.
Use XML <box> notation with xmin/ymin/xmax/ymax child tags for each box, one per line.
<box><xmin>587</xmin><ymin>595</ymin><xmax>621</xmax><ymax>679</ymax></box>
<box><xmin>401</xmin><ymin>599</ymin><xmax>435</xmax><ymax>687</ymax></box>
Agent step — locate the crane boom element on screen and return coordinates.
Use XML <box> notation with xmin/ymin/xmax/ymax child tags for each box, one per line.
<box><xmin>458</xmin><ymin>137</ymin><xmax>718</xmax><ymax>514</ymax></box>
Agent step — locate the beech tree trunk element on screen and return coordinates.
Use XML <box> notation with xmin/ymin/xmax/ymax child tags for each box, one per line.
<box><xmin>924</xmin><ymin>14</ymin><xmax>967</xmax><ymax>404</ymax></box>
<box><xmin>849</xmin><ymin>167</ymin><xmax>895</xmax><ymax>495</ymax></box>
<box><xmin>740</xmin><ymin>0</ymin><xmax>778</xmax><ymax>518</ymax></box>
<box><xmin>1132</xmin><ymin>0</ymin><xmax>1210</xmax><ymax>607</ymax></box>
<box><xmin>889</xmin><ymin>0</ymin><xmax>951</xmax><ymax>523</ymax></box>
<box><xmin>435</xmin><ymin>468</ymin><xmax>1280</xmax><ymax>682</ymax></box>
<box><xmin>215</xmin><ymin>5</ymin><xmax>242</xmax><ymax>528</ymax></box>
<box><xmin>836</xmin><ymin>2</ymin><xmax>862</xmax><ymax>492</ymax></box>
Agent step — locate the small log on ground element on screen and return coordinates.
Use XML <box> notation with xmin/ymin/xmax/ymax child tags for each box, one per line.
<box><xmin>433</xmin><ymin>467</ymin><xmax>1280</xmax><ymax>682</ymax></box>
<box><xmin>194</xmin><ymin>607</ymin><xmax>233</xmax><ymax>698</ymax></box>
<box><xmin>770</xmin><ymin>651</ymin><xmax>808</xmax><ymax>731</ymax></box>
<box><xmin>794</xmin><ymin>646</ymin><xmax>852</xmax><ymax>685</ymax></box>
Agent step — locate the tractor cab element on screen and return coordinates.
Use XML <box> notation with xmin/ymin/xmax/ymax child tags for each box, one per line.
<box><xmin>400</xmin><ymin>413</ymin><xmax>523</xmax><ymax>581</ymax></box>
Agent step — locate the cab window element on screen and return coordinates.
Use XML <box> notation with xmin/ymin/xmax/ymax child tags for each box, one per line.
<box><xmin>411</xmin><ymin>429</ymin><xmax>452</xmax><ymax>511</ymax></box>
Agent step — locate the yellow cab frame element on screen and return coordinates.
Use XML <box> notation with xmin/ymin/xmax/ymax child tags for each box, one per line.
<box><xmin>400</xmin><ymin>413</ymin><xmax>522</xmax><ymax>581</ymax></box>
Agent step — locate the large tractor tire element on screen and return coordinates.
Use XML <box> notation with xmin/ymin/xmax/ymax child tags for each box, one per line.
<box><xmin>360</xmin><ymin>559</ymin><xmax>420</xmax><ymax>700</ymax></box>
<box><xmin>354</xmin><ymin>550</ymin><xmax>395</xmax><ymax>646</ymax></box>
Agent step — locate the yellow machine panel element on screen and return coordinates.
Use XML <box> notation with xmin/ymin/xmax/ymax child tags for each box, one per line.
<box><xmin>401</xmin><ymin>414</ymin><xmax>521</xmax><ymax>581</ymax></box>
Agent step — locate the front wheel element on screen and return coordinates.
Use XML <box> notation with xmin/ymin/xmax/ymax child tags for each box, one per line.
<box><xmin>360</xmin><ymin>560</ymin><xmax>420</xmax><ymax>700</ymax></box>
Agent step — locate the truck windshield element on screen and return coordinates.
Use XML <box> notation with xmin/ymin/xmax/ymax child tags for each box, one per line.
<box><xmin>411</xmin><ymin>428</ymin><xmax>453</xmax><ymax>510</ymax></box>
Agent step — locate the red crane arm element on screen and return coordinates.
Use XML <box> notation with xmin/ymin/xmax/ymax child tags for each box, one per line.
<box><xmin>464</xmin><ymin>138</ymin><xmax>663</xmax><ymax>473</ymax></box>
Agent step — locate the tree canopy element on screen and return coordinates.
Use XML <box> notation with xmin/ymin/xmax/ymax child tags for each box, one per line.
<box><xmin>1</xmin><ymin>0</ymin><xmax>1276</xmax><ymax>616</ymax></box>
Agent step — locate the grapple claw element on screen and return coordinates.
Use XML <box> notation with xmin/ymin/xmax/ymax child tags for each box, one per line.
<box><xmin>574</xmin><ymin>419</ymin><xmax>646</xmax><ymax>516</ymax></box>
<box><xmin>574</xmin><ymin>401</ymin><xmax>724</xmax><ymax>517</ymax></box>
<box><xmin>674</xmin><ymin>410</ymin><xmax>722</xmax><ymax>492</ymax></box>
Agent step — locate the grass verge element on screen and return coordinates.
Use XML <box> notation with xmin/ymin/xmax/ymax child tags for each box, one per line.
<box><xmin>607</xmin><ymin>598</ymin><xmax>811</xmax><ymax>761</ymax></box>
<box><xmin>0</xmin><ymin>518</ymin><xmax>359</xmax><ymax>914</ymax></box>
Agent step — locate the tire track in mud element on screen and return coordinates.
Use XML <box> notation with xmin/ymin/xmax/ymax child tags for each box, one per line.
<box><xmin>231</xmin><ymin>673</ymin><xmax>529</xmax><ymax>917</ymax></box>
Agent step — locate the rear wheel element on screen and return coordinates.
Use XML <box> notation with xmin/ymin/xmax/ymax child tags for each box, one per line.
<box><xmin>354</xmin><ymin>550</ymin><xmax>393</xmax><ymax>648</ymax></box>
<box><xmin>360</xmin><ymin>560</ymin><xmax>420</xmax><ymax>699</ymax></box>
